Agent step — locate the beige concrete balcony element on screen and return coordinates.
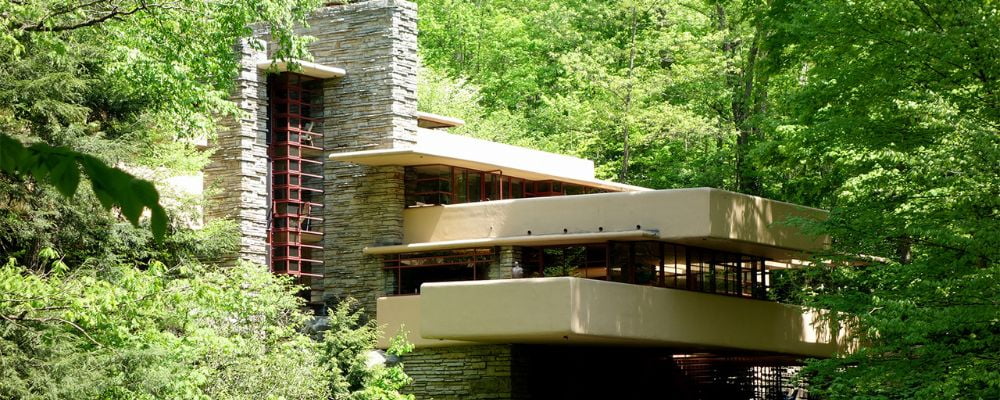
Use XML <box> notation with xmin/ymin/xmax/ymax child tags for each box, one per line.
<box><xmin>377</xmin><ymin>277</ymin><xmax>851</xmax><ymax>358</ymax></box>
<box><xmin>369</xmin><ymin>188</ymin><xmax>827</xmax><ymax>260</ymax></box>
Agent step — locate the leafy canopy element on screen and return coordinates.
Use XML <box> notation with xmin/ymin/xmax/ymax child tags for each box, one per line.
<box><xmin>0</xmin><ymin>0</ymin><xmax>321</xmax><ymax>239</ymax></box>
<box><xmin>418</xmin><ymin>0</ymin><xmax>999</xmax><ymax>397</ymax></box>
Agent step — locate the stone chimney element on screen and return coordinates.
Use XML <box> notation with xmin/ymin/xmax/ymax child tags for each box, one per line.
<box><xmin>203</xmin><ymin>38</ymin><xmax>270</xmax><ymax>266</ymax></box>
<box><xmin>299</xmin><ymin>0</ymin><xmax>418</xmax><ymax>313</ymax></box>
<box><xmin>204</xmin><ymin>0</ymin><xmax>419</xmax><ymax>314</ymax></box>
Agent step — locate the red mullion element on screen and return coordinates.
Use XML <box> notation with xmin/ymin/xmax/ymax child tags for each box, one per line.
<box><xmin>272</xmin><ymin>259</ymin><xmax>289</xmax><ymax>274</ymax></box>
<box><xmin>277</xmin><ymin>128</ymin><xmax>322</xmax><ymax>137</ymax></box>
<box><xmin>273</xmin><ymin>213</ymin><xmax>322</xmax><ymax>221</ymax></box>
<box><xmin>272</xmin><ymin>159</ymin><xmax>304</xmax><ymax>173</ymax></box>
<box><xmin>269</xmin><ymin>73</ymin><xmax>324</xmax><ymax>281</ymax></box>
<box><xmin>274</xmin><ymin>113</ymin><xmax>318</xmax><ymax>122</ymax></box>
<box><xmin>276</xmin><ymin>199</ymin><xmax>323</xmax><ymax>208</ymax></box>
<box><xmin>273</xmin><ymin>156</ymin><xmax>322</xmax><ymax>165</ymax></box>
<box><xmin>271</xmin><ymin>98</ymin><xmax>312</xmax><ymax>108</ymax></box>
<box><xmin>270</xmin><ymin>242</ymin><xmax>322</xmax><ymax>250</ymax></box>
<box><xmin>276</xmin><ymin>170</ymin><xmax>321</xmax><ymax>180</ymax></box>
<box><xmin>274</xmin><ymin>187</ymin><xmax>303</xmax><ymax>202</ymax></box>
<box><xmin>274</xmin><ymin>140</ymin><xmax>323</xmax><ymax>152</ymax></box>
<box><xmin>272</xmin><ymin>126</ymin><xmax>320</xmax><ymax>135</ymax></box>
<box><xmin>272</xmin><ymin>227</ymin><xmax>323</xmax><ymax>236</ymax></box>
<box><xmin>273</xmin><ymin>256</ymin><xmax>324</xmax><ymax>264</ymax></box>
<box><xmin>273</xmin><ymin>184</ymin><xmax>323</xmax><ymax>193</ymax></box>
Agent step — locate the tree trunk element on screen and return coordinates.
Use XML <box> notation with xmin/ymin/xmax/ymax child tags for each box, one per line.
<box><xmin>619</xmin><ymin>5</ymin><xmax>638</xmax><ymax>183</ymax></box>
<box><xmin>716</xmin><ymin>2</ymin><xmax>766</xmax><ymax>195</ymax></box>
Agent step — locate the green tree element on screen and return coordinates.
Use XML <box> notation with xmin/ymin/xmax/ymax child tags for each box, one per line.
<box><xmin>1</xmin><ymin>1</ymin><xmax>415</xmax><ymax>399</ymax></box>
<box><xmin>763</xmin><ymin>0</ymin><xmax>1000</xmax><ymax>398</ymax></box>
<box><xmin>1</xmin><ymin>256</ymin><xmax>412</xmax><ymax>399</ymax></box>
<box><xmin>419</xmin><ymin>1</ymin><xmax>999</xmax><ymax>397</ymax></box>
<box><xmin>417</xmin><ymin>0</ymin><xmax>781</xmax><ymax>190</ymax></box>
<box><xmin>0</xmin><ymin>0</ymin><xmax>321</xmax><ymax>240</ymax></box>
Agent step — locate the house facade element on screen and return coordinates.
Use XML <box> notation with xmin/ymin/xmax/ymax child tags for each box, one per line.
<box><xmin>202</xmin><ymin>1</ymin><xmax>846</xmax><ymax>398</ymax></box>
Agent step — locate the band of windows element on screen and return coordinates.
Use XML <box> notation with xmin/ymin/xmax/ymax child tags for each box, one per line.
<box><xmin>383</xmin><ymin>242</ymin><xmax>775</xmax><ymax>300</ymax></box>
<box><xmin>405</xmin><ymin>165</ymin><xmax>611</xmax><ymax>207</ymax></box>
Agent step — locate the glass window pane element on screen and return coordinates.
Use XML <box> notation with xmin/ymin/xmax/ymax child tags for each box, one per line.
<box><xmin>456</xmin><ymin>169</ymin><xmax>467</xmax><ymax>203</ymax></box>
<box><xmin>468</xmin><ymin>172</ymin><xmax>482</xmax><ymax>202</ymax></box>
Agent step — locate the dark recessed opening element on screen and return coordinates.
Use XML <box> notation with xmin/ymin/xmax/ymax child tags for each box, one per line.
<box><xmin>563</xmin><ymin>228</ymin><xmax>568</xmax><ymax>234</ymax></box>
<box><xmin>527</xmin><ymin>230</ymin><xmax>532</xmax><ymax>235</ymax></box>
<box><xmin>598</xmin><ymin>227</ymin><xmax>604</xmax><ymax>232</ymax></box>
<box><xmin>636</xmin><ymin>225</ymin><xmax>641</xmax><ymax>230</ymax></box>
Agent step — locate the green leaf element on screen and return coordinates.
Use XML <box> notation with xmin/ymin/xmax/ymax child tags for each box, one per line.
<box><xmin>49</xmin><ymin>157</ymin><xmax>80</xmax><ymax>198</ymax></box>
<box><xmin>2</xmin><ymin>134</ymin><xmax>167</xmax><ymax>238</ymax></box>
<box><xmin>149</xmin><ymin>205</ymin><xmax>168</xmax><ymax>242</ymax></box>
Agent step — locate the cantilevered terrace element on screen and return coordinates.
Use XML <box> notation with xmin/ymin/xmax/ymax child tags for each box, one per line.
<box><xmin>329</xmin><ymin>126</ymin><xmax>847</xmax><ymax>358</ymax></box>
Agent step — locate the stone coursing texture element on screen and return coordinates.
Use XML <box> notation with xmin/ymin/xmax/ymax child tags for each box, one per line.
<box><xmin>402</xmin><ymin>345</ymin><xmax>516</xmax><ymax>400</ymax></box>
<box><xmin>204</xmin><ymin>39</ymin><xmax>270</xmax><ymax>266</ymax></box>
<box><xmin>288</xmin><ymin>0</ymin><xmax>419</xmax><ymax>315</ymax></box>
<box><xmin>489</xmin><ymin>246</ymin><xmax>524</xmax><ymax>280</ymax></box>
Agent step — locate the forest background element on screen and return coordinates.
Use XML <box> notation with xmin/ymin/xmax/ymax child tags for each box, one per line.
<box><xmin>0</xmin><ymin>0</ymin><xmax>997</xmax><ymax>399</ymax></box>
<box><xmin>415</xmin><ymin>1</ymin><xmax>997</xmax><ymax>398</ymax></box>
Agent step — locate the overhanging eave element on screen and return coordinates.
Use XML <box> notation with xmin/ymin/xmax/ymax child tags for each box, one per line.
<box><xmin>330</xmin><ymin>148</ymin><xmax>648</xmax><ymax>193</ymax></box>
<box><xmin>364</xmin><ymin>230</ymin><xmax>659</xmax><ymax>254</ymax></box>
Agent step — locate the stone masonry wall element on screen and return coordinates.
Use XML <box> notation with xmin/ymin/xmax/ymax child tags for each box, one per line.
<box><xmin>489</xmin><ymin>246</ymin><xmax>524</xmax><ymax>280</ymax></box>
<box><xmin>402</xmin><ymin>345</ymin><xmax>515</xmax><ymax>400</ymax></box>
<box><xmin>287</xmin><ymin>0</ymin><xmax>420</xmax><ymax>314</ymax></box>
<box><xmin>204</xmin><ymin>39</ymin><xmax>270</xmax><ymax>266</ymax></box>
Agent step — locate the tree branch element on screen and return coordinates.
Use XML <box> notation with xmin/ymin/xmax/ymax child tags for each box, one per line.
<box><xmin>1</xmin><ymin>313</ymin><xmax>104</xmax><ymax>348</ymax></box>
<box><xmin>23</xmin><ymin>1</ymin><xmax>153</xmax><ymax>33</ymax></box>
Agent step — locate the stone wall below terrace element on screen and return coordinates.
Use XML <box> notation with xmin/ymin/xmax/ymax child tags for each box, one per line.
<box><xmin>402</xmin><ymin>345</ymin><xmax>515</xmax><ymax>400</ymax></box>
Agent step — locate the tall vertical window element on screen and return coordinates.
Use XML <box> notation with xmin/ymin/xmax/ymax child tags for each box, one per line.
<box><xmin>268</xmin><ymin>72</ymin><xmax>324</xmax><ymax>279</ymax></box>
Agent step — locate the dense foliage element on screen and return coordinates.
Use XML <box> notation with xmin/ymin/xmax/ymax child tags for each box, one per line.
<box><xmin>416</xmin><ymin>0</ymin><xmax>998</xmax><ymax>398</ymax></box>
<box><xmin>1</xmin><ymin>0</ymin><xmax>996</xmax><ymax>398</ymax></box>
<box><xmin>417</xmin><ymin>0</ymin><xmax>772</xmax><ymax>191</ymax></box>
<box><xmin>764</xmin><ymin>1</ymin><xmax>1000</xmax><ymax>398</ymax></box>
<box><xmin>1</xmin><ymin>1</ymin><xmax>413</xmax><ymax>399</ymax></box>
<box><xmin>0</xmin><ymin>257</ymin><xmax>412</xmax><ymax>399</ymax></box>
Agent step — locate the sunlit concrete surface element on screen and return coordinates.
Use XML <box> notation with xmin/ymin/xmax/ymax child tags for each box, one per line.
<box><xmin>376</xmin><ymin>294</ymin><xmax>473</xmax><ymax>348</ymax></box>
<box><xmin>416</xmin><ymin>111</ymin><xmax>465</xmax><ymax>128</ymax></box>
<box><xmin>330</xmin><ymin>128</ymin><xmax>647</xmax><ymax>192</ymax></box>
<box><xmin>389</xmin><ymin>188</ymin><xmax>827</xmax><ymax>259</ymax></box>
<box><xmin>257</xmin><ymin>58</ymin><xmax>346</xmax><ymax>78</ymax></box>
<box><xmin>410</xmin><ymin>277</ymin><xmax>850</xmax><ymax>357</ymax></box>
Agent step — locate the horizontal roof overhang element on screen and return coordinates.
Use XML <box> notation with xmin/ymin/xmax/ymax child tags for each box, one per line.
<box><xmin>416</xmin><ymin>111</ymin><xmax>465</xmax><ymax>128</ymax></box>
<box><xmin>329</xmin><ymin>148</ymin><xmax>648</xmax><ymax>193</ymax></box>
<box><xmin>257</xmin><ymin>59</ymin><xmax>346</xmax><ymax>78</ymax></box>
<box><xmin>364</xmin><ymin>230</ymin><xmax>658</xmax><ymax>254</ymax></box>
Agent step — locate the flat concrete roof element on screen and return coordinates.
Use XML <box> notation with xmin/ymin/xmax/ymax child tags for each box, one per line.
<box><xmin>365</xmin><ymin>230</ymin><xmax>659</xmax><ymax>254</ymax></box>
<box><xmin>416</xmin><ymin>111</ymin><xmax>464</xmax><ymax>128</ymax></box>
<box><xmin>330</xmin><ymin>128</ymin><xmax>648</xmax><ymax>192</ymax></box>
<box><xmin>257</xmin><ymin>58</ymin><xmax>346</xmax><ymax>78</ymax></box>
